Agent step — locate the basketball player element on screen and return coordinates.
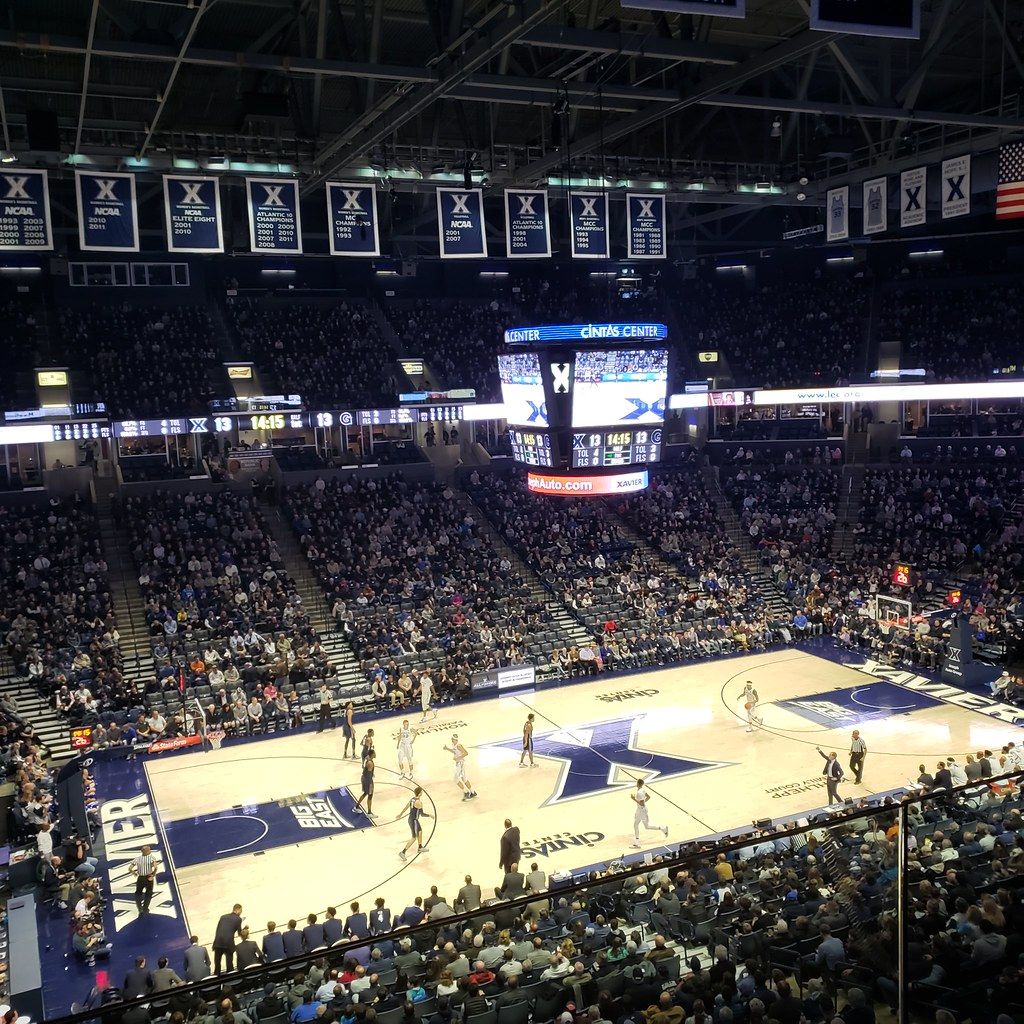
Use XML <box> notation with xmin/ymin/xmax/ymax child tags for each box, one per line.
<box><xmin>630</xmin><ymin>779</ymin><xmax>668</xmax><ymax>849</ymax></box>
<box><xmin>737</xmin><ymin>680</ymin><xmax>763</xmax><ymax>732</ymax></box>
<box><xmin>360</xmin><ymin>728</ymin><xmax>375</xmax><ymax>763</ymax></box>
<box><xmin>443</xmin><ymin>734</ymin><xmax>477</xmax><ymax>800</ymax></box>
<box><xmin>519</xmin><ymin>713</ymin><xmax>536</xmax><ymax>768</ymax></box>
<box><xmin>342</xmin><ymin>701</ymin><xmax>357</xmax><ymax>760</ymax></box>
<box><xmin>417</xmin><ymin>672</ymin><xmax>438</xmax><ymax>722</ymax></box>
<box><xmin>354</xmin><ymin>748</ymin><xmax>376</xmax><ymax>818</ymax></box>
<box><xmin>396</xmin><ymin>720</ymin><xmax>417</xmax><ymax>779</ymax></box>
<box><xmin>399</xmin><ymin>786</ymin><xmax>431</xmax><ymax>860</ymax></box>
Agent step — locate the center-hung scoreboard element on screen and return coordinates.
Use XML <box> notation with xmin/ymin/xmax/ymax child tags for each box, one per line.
<box><xmin>498</xmin><ymin>322</ymin><xmax>670</xmax><ymax>495</ymax></box>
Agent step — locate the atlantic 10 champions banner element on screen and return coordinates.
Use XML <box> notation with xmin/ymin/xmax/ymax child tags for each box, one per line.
<box><xmin>504</xmin><ymin>188</ymin><xmax>551</xmax><ymax>258</ymax></box>
<box><xmin>75</xmin><ymin>170</ymin><xmax>139</xmax><ymax>252</ymax></box>
<box><xmin>326</xmin><ymin>182</ymin><xmax>380</xmax><ymax>257</ymax></box>
<box><xmin>163</xmin><ymin>174</ymin><xmax>224</xmax><ymax>253</ymax></box>
<box><xmin>0</xmin><ymin>168</ymin><xmax>52</xmax><ymax>250</ymax></box>
<box><xmin>245</xmin><ymin>177</ymin><xmax>302</xmax><ymax>253</ymax></box>
<box><xmin>626</xmin><ymin>192</ymin><xmax>666</xmax><ymax>259</ymax></box>
<box><xmin>437</xmin><ymin>187</ymin><xmax>488</xmax><ymax>259</ymax></box>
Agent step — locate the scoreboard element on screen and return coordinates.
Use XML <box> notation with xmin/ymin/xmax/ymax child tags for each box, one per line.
<box><xmin>572</xmin><ymin>428</ymin><xmax>662</xmax><ymax>468</ymax></box>
<box><xmin>499</xmin><ymin>322</ymin><xmax>669</xmax><ymax>493</ymax></box>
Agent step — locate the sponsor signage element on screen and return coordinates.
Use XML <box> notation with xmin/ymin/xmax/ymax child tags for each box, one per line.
<box><xmin>526</xmin><ymin>469</ymin><xmax>650</xmax><ymax>496</ymax></box>
<box><xmin>471</xmin><ymin>664</ymin><xmax>537</xmax><ymax>696</ymax></box>
<box><xmin>147</xmin><ymin>734</ymin><xmax>203</xmax><ymax>755</ymax></box>
<box><xmin>782</xmin><ymin>223</ymin><xmax>824</xmax><ymax>240</ymax></box>
<box><xmin>0</xmin><ymin>168</ymin><xmax>53</xmax><ymax>251</ymax></box>
<box><xmin>504</xmin><ymin>322</ymin><xmax>668</xmax><ymax>345</ymax></box>
<box><xmin>163</xmin><ymin>174</ymin><xmax>224</xmax><ymax>253</ymax></box>
<box><xmin>75</xmin><ymin>170</ymin><xmax>140</xmax><ymax>252</ymax></box>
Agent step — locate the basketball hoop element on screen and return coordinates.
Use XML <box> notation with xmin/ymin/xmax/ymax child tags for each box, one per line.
<box><xmin>208</xmin><ymin>730</ymin><xmax>225</xmax><ymax>750</ymax></box>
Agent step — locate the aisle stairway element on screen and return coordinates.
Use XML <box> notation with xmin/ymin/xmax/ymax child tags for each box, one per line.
<box><xmin>0</xmin><ymin>675</ymin><xmax>73</xmax><ymax>763</ymax></box>
<box><xmin>830</xmin><ymin>465</ymin><xmax>867</xmax><ymax>560</ymax></box>
<box><xmin>254</xmin><ymin>499</ymin><xmax>367</xmax><ymax>698</ymax></box>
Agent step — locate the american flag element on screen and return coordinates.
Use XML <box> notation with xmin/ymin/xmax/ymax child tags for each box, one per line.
<box><xmin>996</xmin><ymin>140</ymin><xmax>1024</xmax><ymax>219</ymax></box>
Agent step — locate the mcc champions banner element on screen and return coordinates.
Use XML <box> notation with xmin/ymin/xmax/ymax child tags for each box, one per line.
<box><xmin>569</xmin><ymin>191</ymin><xmax>610</xmax><ymax>259</ymax></box>
<box><xmin>626</xmin><ymin>192</ymin><xmax>666</xmax><ymax>259</ymax></box>
<box><xmin>75</xmin><ymin>170</ymin><xmax>139</xmax><ymax>252</ymax></box>
<box><xmin>246</xmin><ymin>177</ymin><xmax>302</xmax><ymax>253</ymax></box>
<box><xmin>163</xmin><ymin>174</ymin><xmax>224</xmax><ymax>253</ymax></box>
<box><xmin>504</xmin><ymin>188</ymin><xmax>551</xmax><ymax>258</ymax></box>
<box><xmin>326</xmin><ymin>181</ymin><xmax>380</xmax><ymax>256</ymax></box>
<box><xmin>0</xmin><ymin>168</ymin><xmax>52</xmax><ymax>250</ymax></box>
<box><xmin>437</xmin><ymin>187</ymin><xmax>488</xmax><ymax>258</ymax></box>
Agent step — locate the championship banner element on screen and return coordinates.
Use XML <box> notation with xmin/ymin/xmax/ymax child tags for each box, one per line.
<box><xmin>326</xmin><ymin>181</ymin><xmax>380</xmax><ymax>257</ymax></box>
<box><xmin>941</xmin><ymin>154</ymin><xmax>971</xmax><ymax>219</ymax></box>
<box><xmin>569</xmin><ymin>191</ymin><xmax>610</xmax><ymax>259</ymax></box>
<box><xmin>900</xmin><ymin>166</ymin><xmax>927</xmax><ymax>227</ymax></box>
<box><xmin>437</xmin><ymin>187</ymin><xmax>487</xmax><ymax>258</ymax></box>
<box><xmin>245</xmin><ymin>176</ymin><xmax>302</xmax><ymax>253</ymax></box>
<box><xmin>504</xmin><ymin>188</ymin><xmax>551</xmax><ymax>258</ymax></box>
<box><xmin>0</xmin><ymin>168</ymin><xmax>53</xmax><ymax>251</ymax></box>
<box><xmin>162</xmin><ymin>174</ymin><xmax>224</xmax><ymax>254</ymax></box>
<box><xmin>826</xmin><ymin>185</ymin><xmax>849</xmax><ymax>242</ymax></box>
<box><xmin>75</xmin><ymin>170</ymin><xmax>139</xmax><ymax>252</ymax></box>
<box><xmin>626</xmin><ymin>192</ymin><xmax>667</xmax><ymax>259</ymax></box>
<box><xmin>861</xmin><ymin>176</ymin><xmax>887</xmax><ymax>235</ymax></box>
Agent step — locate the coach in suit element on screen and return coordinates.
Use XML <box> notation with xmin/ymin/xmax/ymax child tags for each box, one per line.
<box><xmin>282</xmin><ymin>919</ymin><xmax>305</xmax><ymax>957</ymax></box>
<box><xmin>263</xmin><ymin>922</ymin><xmax>286</xmax><ymax>961</ymax></box>
<box><xmin>455</xmin><ymin>875</ymin><xmax>483</xmax><ymax>913</ymax></box>
<box><xmin>124</xmin><ymin>956</ymin><xmax>152</xmax><ymax>1000</ymax></box>
<box><xmin>499</xmin><ymin>819</ymin><xmax>522</xmax><ymax>874</ymax></box>
<box><xmin>816</xmin><ymin>748</ymin><xmax>844</xmax><ymax>806</ymax></box>
<box><xmin>213</xmin><ymin>904</ymin><xmax>244</xmax><ymax>975</ymax></box>
<box><xmin>236</xmin><ymin>926</ymin><xmax>263</xmax><ymax>969</ymax></box>
<box><xmin>323</xmin><ymin>907</ymin><xmax>344</xmax><ymax>945</ymax></box>
<box><xmin>151</xmin><ymin>956</ymin><xmax>183</xmax><ymax>992</ymax></box>
<box><xmin>184</xmin><ymin>936</ymin><xmax>211</xmax><ymax>982</ymax></box>
<box><xmin>525</xmin><ymin>863</ymin><xmax>547</xmax><ymax>893</ymax></box>
<box><xmin>498</xmin><ymin>863</ymin><xmax>526</xmax><ymax>899</ymax></box>
<box><xmin>303</xmin><ymin>912</ymin><xmax>326</xmax><ymax>950</ymax></box>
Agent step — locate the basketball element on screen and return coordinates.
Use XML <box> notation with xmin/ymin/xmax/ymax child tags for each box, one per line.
<box><xmin>745</xmin><ymin>701</ymin><xmax>754</xmax><ymax>711</ymax></box>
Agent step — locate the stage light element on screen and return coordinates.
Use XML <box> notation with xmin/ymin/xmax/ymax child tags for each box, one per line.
<box><xmin>770</xmin><ymin>117</ymin><xmax>782</xmax><ymax>138</ymax></box>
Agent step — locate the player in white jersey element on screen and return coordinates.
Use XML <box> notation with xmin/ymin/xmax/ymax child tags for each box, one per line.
<box><xmin>442</xmin><ymin>734</ymin><xmax>477</xmax><ymax>800</ymax></box>
<box><xmin>630</xmin><ymin>779</ymin><xmax>668</xmax><ymax>849</ymax></box>
<box><xmin>737</xmin><ymin>680</ymin><xmax>763</xmax><ymax>732</ymax></box>
<box><xmin>417</xmin><ymin>672</ymin><xmax>438</xmax><ymax>722</ymax></box>
<box><xmin>396</xmin><ymin>720</ymin><xmax>417</xmax><ymax>779</ymax></box>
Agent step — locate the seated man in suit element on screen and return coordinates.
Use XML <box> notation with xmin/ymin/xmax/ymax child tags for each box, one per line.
<box><xmin>345</xmin><ymin>901</ymin><xmax>371</xmax><ymax>938</ymax></box>
<box><xmin>263</xmin><ymin>921</ymin><xmax>287</xmax><ymax>962</ymax></box>
<box><xmin>283</xmin><ymin>919</ymin><xmax>305</xmax><ymax>958</ymax></box>
<box><xmin>236</xmin><ymin>925</ymin><xmax>263</xmax><ymax>969</ymax></box>
<box><xmin>497</xmin><ymin>862</ymin><xmax>526</xmax><ymax>900</ymax></box>
<box><xmin>323</xmin><ymin>907</ymin><xmax>345</xmax><ymax>946</ymax></box>
<box><xmin>456</xmin><ymin>875</ymin><xmax>483</xmax><ymax>913</ymax></box>
<box><xmin>123</xmin><ymin>955</ymin><xmax>153</xmax><ymax>1001</ymax></box>
<box><xmin>303</xmin><ymin>913</ymin><xmax>326</xmax><ymax>951</ymax></box>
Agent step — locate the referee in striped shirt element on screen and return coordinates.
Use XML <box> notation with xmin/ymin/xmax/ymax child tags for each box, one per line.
<box><xmin>129</xmin><ymin>845</ymin><xmax>160</xmax><ymax>914</ymax></box>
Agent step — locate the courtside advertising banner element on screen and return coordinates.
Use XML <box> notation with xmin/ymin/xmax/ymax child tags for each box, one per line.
<box><xmin>0</xmin><ymin>168</ymin><xmax>52</xmax><ymax>250</ymax></box>
<box><xmin>826</xmin><ymin>185</ymin><xmax>849</xmax><ymax>242</ymax></box>
<box><xmin>626</xmin><ymin>192</ymin><xmax>667</xmax><ymax>258</ymax></box>
<box><xmin>504</xmin><ymin>188</ymin><xmax>551</xmax><ymax>258</ymax></box>
<box><xmin>75</xmin><ymin>170</ymin><xmax>139</xmax><ymax>252</ymax></box>
<box><xmin>326</xmin><ymin>181</ymin><xmax>380</xmax><ymax>256</ymax></box>
<box><xmin>569</xmin><ymin>191</ymin><xmax>610</xmax><ymax>259</ymax></box>
<box><xmin>437</xmin><ymin>187</ymin><xmax>487</xmax><ymax>258</ymax></box>
<box><xmin>900</xmin><ymin>166</ymin><xmax>927</xmax><ymax>227</ymax></box>
<box><xmin>246</xmin><ymin>176</ymin><xmax>303</xmax><ymax>253</ymax></box>
<box><xmin>861</xmin><ymin>176</ymin><xmax>887</xmax><ymax>235</ymax></box>
<box><xmin>941</xmin><ymin>154</ymin><xmax>971</xmax><ymax>219</ymax></box>
<box><xmin>527</xmin><ymin>469</ymin><xmax>649</xmax><ymax>495</ymax></box>
<box><xmin>162</xmin><ymin>174</ymin><xmax>224</xmax><ymax>253</ymax></box>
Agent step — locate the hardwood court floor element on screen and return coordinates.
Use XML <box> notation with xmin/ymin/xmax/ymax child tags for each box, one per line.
<box><xmin>144</xmin><ymin>648</ymin><xmax>1009</xmax><ymax>947</ymax></box>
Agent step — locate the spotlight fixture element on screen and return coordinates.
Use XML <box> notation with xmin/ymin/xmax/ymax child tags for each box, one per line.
<box><xmin>770</xmin><ymin>117</ymin><xmax>782</xmax><ymax>138</ymax></box>
<box><xmin>0</xmin><ymin>150</ymin><xmax>16</xmax><ymax>164</ymax></box>
<box><xmin>797</xmin><ymin>191</ymin><xmax>806</xmax><ymax>202</ymax></box>
<box><xmin>552</xmin><ymin>82</ymin><xmax>570</xmax><ymax>117</ymax></box>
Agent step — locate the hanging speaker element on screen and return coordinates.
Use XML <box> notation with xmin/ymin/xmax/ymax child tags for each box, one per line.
<box><xmin>27</xmin><ymin>111</ymin><xmax>61</xmax><ymax>152</ymax></box>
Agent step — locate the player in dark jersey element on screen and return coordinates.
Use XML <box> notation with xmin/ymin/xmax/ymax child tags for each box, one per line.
<box><xmin>399</xmin><ymin>786</ymin><xmax>430</xmax><ymax>860</ymax></box>
<box><xmin>342</xmin><ymin>701</ymin><xmax>357</xmax><ymax>759</ymax></box>
<box><xmin>354</xmin><ymin>748</ymin><xmax>376</xmax><ymax>818</ymax></box>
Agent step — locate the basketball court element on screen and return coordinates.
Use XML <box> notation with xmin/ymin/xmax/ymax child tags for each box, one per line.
<box><xmin>92</xmin><ymin>643</ymin><xmax>1017</xmax><ymax>951</ymax></box>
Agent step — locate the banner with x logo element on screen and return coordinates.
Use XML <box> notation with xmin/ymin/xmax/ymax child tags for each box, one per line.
<box><xmin>245</xmin><ymin>176</ymin><xmax>303</xmax><ymax>253</ymax></box>
<box><xmin>504</xmin><ymin>188</ymin><xmax>551</xmax><ymax>258</ymax></box>
<box><xmin>0</xmin><ymin>168</ymin><xmax>52</xmax><ymax>251</ymax></box>
<box><xmin>626</xmin><ymin>192</ymin><xmax>666</xmax><ymax>259</ymax></box>
<box><xmin>326</xmin><ymin>181</ymin><xmax>380</xmax><ymax>257</ymax></box>
<box><xmin>437</xmin><ymin>186</ymin><xmax>488</xmax><ymax>258</ymax></box>
<box><xmin>75</xmin><ymin>170</ymin><xmax>139</xmax><ymax>252</ymax></box>
<box><xmin>569</xmin><ymin>191</ymin><xmax>609</xmax><ymax>259</ymax></box>
<box><xmin>163</xmin><ymin>175</ymin><xmax>224</xmax><ymax>253</ymax></box>
<box><xmin>941</xmin><ymin>154</ymin><xmax>971</xmax><ymax>220</ymax></box>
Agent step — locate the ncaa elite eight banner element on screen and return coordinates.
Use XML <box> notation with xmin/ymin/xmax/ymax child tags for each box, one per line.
<box><xmin>163</xmin><ymin>175</ymin><xmax>224</xmax><ymax>253</ymax></box>
<box><xmin>504</xmin><ymin>189</ymin><xmax>551</xmax><ymax>258</ymax></box>
<box><xmin>437</xmin><ymin>187</ymin><xmax>487</xmax><ymax>258</ymax></box>
<box><xmin>570</xmin><ymin>191</ymin><xmax>609</xmax><ymax>258</ymax></box>
<box><xmin>246</xmin><ymin>177</ymin><xmax>302</xmax><ymax>253</ymax></box>
<box><xmin>0</xmin><ymin>168</ymin><xmax>52</xmax><ymax>250</ymax></box>
<box><xmin>75</xmin><ymin>170</ymin><xmax>139</xmax><ymax>252</ymax></box>
<box><xmin>326</xmin><ymin>182</ymin><xmax>380</xmax><ymax>256</ymax></box>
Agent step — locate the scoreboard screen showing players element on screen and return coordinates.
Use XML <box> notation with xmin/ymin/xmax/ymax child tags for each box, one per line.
<box><xmin>571</xmin><ymin>349</ymin><xmax>668</xmax><ymax>428</ymax></box>
<box><xmin>572</xmin><ymin>428</ymin><xmax>662</xmax><ymax>468</ymax></box>
<box><xmin>498</xmin><ymin>352</ymin><xmax>549</xmax><ymax>427</ymax></box>
<box><xmin>508</xmin><ymin>429</ymin><xmax>554</xmax><ymax>467</ymax></box>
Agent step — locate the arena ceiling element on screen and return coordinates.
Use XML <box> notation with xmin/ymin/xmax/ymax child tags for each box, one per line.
<box><xmin>2</xmin><ymin>0</ymin><xmax>1023</xmax><ymax>241</ymax></box>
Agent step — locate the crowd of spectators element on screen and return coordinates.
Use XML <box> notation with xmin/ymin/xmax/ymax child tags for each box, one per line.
<box><xmin>879</xmin><ymin>283</ymin><xmax>1024</xmax><ymax>381</ymax></box>
<box><xmin>58</xmin><ymin>303</ymin><xmax>223</xmax><ymax>417</ymax></box>
<box><xmin>0</xmin><ymin>498</ymin><xmax>126</xmax><ymax>725</ymax></box>
<box><xmin>283</xmin><ymin>476</ymin><xmax>558</xmax><ymax>697</ymax></box>
<box><xmin>115</xmin><ymin>489</ymin><xmax>336</xmax><ymax>735</ymax></box>
<box><xmin>230</xmin><ymin>299</ymin><xmax>392</xmax><ymax>407</ymax></box>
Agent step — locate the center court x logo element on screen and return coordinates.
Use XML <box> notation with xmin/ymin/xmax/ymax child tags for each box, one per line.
<box><xmin>95</xmin><ymin>179</ymin><xmax>119</xmax><ymax>202</ymax></box>
<box><xmin>3</xmin><ymin>176</ymin><xmax>29</xmax><ymax>200</ymax></box>
<box><xmin>180</xmin><ymin>182</ymin><xmax>205</xmax><ymax>205</ymax></box>
<box><xmin>478</xmin><ymin>715</ymin><xmax>731</xmax><ymax>807</ymax></box>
